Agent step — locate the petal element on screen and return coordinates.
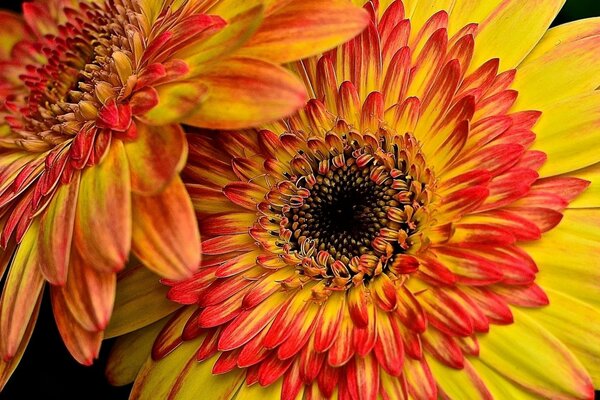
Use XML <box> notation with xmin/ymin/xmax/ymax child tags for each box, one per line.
<box><xmin>374</xmin><ymin>312</ymin><xmax>404</xmax><ymax>377</ymax></box>
<box><xmin>429</xmin><ymin>357</ymin><xmax>492</xmax><ymax>400</ymax></box>
<box><xmin>235</xmin><ymin>379</ymin><xmax>283</xmax><ymax>400</ymax></box>
<box><xmin>131</xmin><ymin>176</ymin><xmax>200</xmax><ymax>280</ymax></box>
<box><xmin>534</xmin><ymin>91</ymin><xmax>600</xmax><ymax>176</ymax></box>
<box><xmin>73</xmin><ymin>141</ymin><xmax>132</xmax><ymax>273</ymax></box>
<box><xmin>105</xmin><ymin>264</ymin><xmax>181</xmax><ymax>338</ymax></box>
<box><xmin>0</xmin><ymin>292</ymin><xmax>40</xmax><ymax>391</ymax></box>
<box><xmin>218</xmin><ymin>291</ymin><xmax>289</xmax><ymax>351</ymax></box>
<box><xmin>529</xmin><ymin>288</ymin><xmax>600</xmax><ymax>384</ymax></box>
<box><xmin>50</xmin><ymin>288</ymin><xmax>103</xmax><ymax>366</ymax></box>
<box><xmin>470</xmin><ymin>357</ymin><xmax>541</xmax><ymax>399</ymax></box>
<box><xmin>314</xmin><ymin>291</ymin><xmax>345</xmax><ymax>352</ymax></box>
<box><xmin>185</xmin><ymin>57</ymin><xmax>307</xmax><ymax>129</ymax></box>
<box><xmin>124</xmin><ymin>123</ymin><xmax>187</xmax><ymax>195</ymax></box>
<box><xmin>514</xmin><ymin>18</ymin><xmax>600</xmax><ymax>110</ymax></box>
<box><xmin>0</xmin><ymin>11</ymin><xmax>25</xmax><ymax>59</ymax></box>
<box><xmin>169</xmin><ymin>353</ymin><xmax>245</xmax><ymax>399</ymax></box>
<box><xmin>404</xmin><ymin>356</ymin><xmax>437</xmax><ymax>400</ymax></box>
<box><xmin>182</xmin><ymin>5</ymin><xmax>264</xmax><ymax>70</ymax></box>
<box><xmin>478</xmin><ymin>309</ymin><xmax>594</xmax><ymax>399</ymax></box>
<box><xmin>105</xmin><ymin>318</ymin><xmax>168</xmax><ymax>386</ymax></box>
<box><xmin>130</xmin><ymin>339</ymin><xmax>197</xmax><ymax>400</ymax></box>
<box><xmin>0</xmin><ymin>222</ymin><xmax>44</xmax><ymax>360</ymax></box>
<box><xmin>59</xmin><ymin>246</ymin><xmax>116</xmax><ymax>332</ymax></box>
<box><xmin>450</xmin><ymin>0</ymin><xmax>564</xmax><ymax>71</ymax></box>
<box><xmin>143</xmin><ymin>81</ymin><xmax>208</xmax><ymax>125</ymax></box>
<box><xmin>525</xmin><ymin>209</ymin><xmax>600</xmax><ymax>308</ymax></box>
<box><xmin>38</xmin><ymin>172</ymin><xmax>80</xmax><ymax>285</ymax></box>
<box><xmin>237</xmin><ymin>0</ymin><xmax>369</xmax><ymax>63</ymax></box>
<box><xmin>568</xmin><ymin>162</ymin><xmax>600</xmax><ymax>208</ymax></box>
<box><xmin>222</xmin><ymin>182</ymin><xmax>265</xmax><ymax>210</ymax></box>
<box><xmin>347</xmin><ymin>354</ymin><xmax>379</xmax><ymax>400</ymax></box>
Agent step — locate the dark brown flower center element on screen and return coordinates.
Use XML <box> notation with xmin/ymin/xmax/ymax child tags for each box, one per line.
<box><xmin>284</xmin><ymin>162</ymin><xmax>408</xmax><ymax>263</ymax></box>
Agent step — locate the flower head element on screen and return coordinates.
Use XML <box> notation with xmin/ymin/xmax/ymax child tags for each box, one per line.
<box><xmin>0</xmin><ymin>0</ymin><xmax>368</xmax><ymax>386</ymax></box>
<box><xmin>109</xmin><ymin>0</ymin><xmax>600</xmax><ymax>399</ymax></box>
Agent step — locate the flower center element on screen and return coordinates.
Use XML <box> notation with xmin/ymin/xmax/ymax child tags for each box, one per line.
<box><xmin>5</xmin><ymin>2</ymin><xmax>138</xmax><ymax>151</ymax></box>
<box><xmin>284</xmin><ymin>160</ymin><xmax>410</xmax><ymax>263</ymax></box>
<box><xmin>254</xmin><ymin>131</ymin><xmax>436</xmax><ymax>290</ymax></box>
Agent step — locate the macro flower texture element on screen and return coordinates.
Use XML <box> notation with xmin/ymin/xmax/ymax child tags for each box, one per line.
<box><xmin>103</xmin><ymin>0</ymin><xmax>600</xmax><ymax>399</ymax></box>
<box><xmin>0</xmin><ymin>0</ymin><xmax>369</xmax><ymax>387</ymax></box>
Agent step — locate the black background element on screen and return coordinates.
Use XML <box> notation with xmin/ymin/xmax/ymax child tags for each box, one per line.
<box><xmin>1</xmin><ymin>0</ymin><xmax>600</xmax><ymax>398</ymax></box>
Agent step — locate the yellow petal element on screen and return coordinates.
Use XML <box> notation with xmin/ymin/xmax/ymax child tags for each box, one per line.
<box><xmin>469</xmin><ymin>358</ymin><xmax>541</xmax><ymax>400</ymax></box>
<box><xmin>234</xmin><ymin>379</ymin><xmax>283</xmax><ymax>400</ymax></box>
<box><xmin>105</xmin><ymin>264</ymin><xmax>181</xmax><ymax>339</ymax></box>
<box><xmin>534</xmin><ymin>91</ymin><xmax>600</xmax><ymax>176</ymax></box>
<box><xmin>513</xmin><ymin>19</ymin><xmax>600</xmax><ymax>110</ymax></box>
<box><xmin>167</xmin><ymin>354</ymin><xmax>244</xmax><ymax>400</ymax></box>
<box><xmin>0</xmin><ymin>222</ymin><xmax>44</xmax><ymax>360</ymax></box>
<box><xmin>451</xmin><ymin>0</ymin><xmax>565</xmax><ymax>72</ymax></box>
<box><xmin>566</xmin><ymin>162</ymin><xmax>600</xmax><ymax>208</ymax></box>
<box><xmin>524</xmin><ymin>209</ymin><xmax>600</xmax><ymax>308</ymax></box>
<box><xmin>428</xmin><ymin>357</ymin><xmax>492</xmax><ymax>399</ymax></box>
<box><xmin>528</xmin><ymin>288</ymin><xmax>600</xmax><ymax>385</ymax></box>
<box><xmin>478</xmin><ymin>309</ymin><xmax>593</xmax><ymax>399</ymax></box>
<box><xmin>106</xmin><ymin>317</ymin><xmax>169</xmax><ymax>387</ymax></box>
<box><xmin>526</xmin><ymin>17</ymin><xmax>600</xmax><ymax>60</ymax></box>
<box><xmin>129</xmin><ymin>338</ymin><xmax>198</xmax><ymax>400</ymax></box>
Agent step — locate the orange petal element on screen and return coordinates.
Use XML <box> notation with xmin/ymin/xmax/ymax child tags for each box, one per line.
<box><xmin>404</xmin><ymin>357</ymin><xmax>438</xmax><ymax>400</ymax></box>
<box><xmin>38</xmin><ymin>172</ymin><xmax>80</xmax><ymax>285</ymax></box>
<box><xmin>237</xmin><ymin>0</ymin><xmax>369</xmax><ymax>63</ymax></box>
<box><xmin>0</xmin><ymin>222</ymin><xmax>44</xmax><ymax>360</ymax></box>
<box><xmin>74</xmin><ymin>141</ymin><xmax>132</xmax><ymax>273</ymax></box>
<box><xmin>50</xmin><ymin>288</ymin><xmax>102</xmax><ymax>366</ymax></box>
<box><xmin>124</xmin><ymin>123</ymin><xmax>187</xmax><ymax>195</ymax></box>
<box><xmin>314</xmin><ymin>291</ymin><xmax>345</xmax><ymax>353</ymax></box>
<box><xmin>374</xmin><ymin>312</ymin><xmax>404</xmax><ymax>377</ymax></box>
<box><xmin>185</xmin><ymin>57</ymin><xmax>307</xmax><ymax>129</ymax></box>
<box><xmin>59</xmin><ymin>246</ymin><xmax>116</xmax><ymax>332</ymax></box>
<box><xmin>218</xmin><ymin>291</ymin><xmax>289</xmax><ymax>351</ymax></box>
<box><xmin>0</xmin><ymin>291</ymin><xmax>40</xmax><ymax>391</ymax></box>
<box><xmin>131</xmin><ymin>176</ymin><xmax>200</xmax><ymax>280</ymax></box>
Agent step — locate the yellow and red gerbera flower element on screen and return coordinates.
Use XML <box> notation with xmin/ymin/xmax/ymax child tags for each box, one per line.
<box><xmin>105</xmin><ymin>0</ymin><xmax>600</xmax><ymax>399</ymax></box>
<box><xmin>0</xmin><ymin>0</ymin><xmax>368</xmax><ymax>387</ymax></box>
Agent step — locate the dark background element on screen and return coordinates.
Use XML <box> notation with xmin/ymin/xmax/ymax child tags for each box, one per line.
<box><xmin>1</xmin><ymin>0</ymin><xmax>600</xmax><ymax>399</ymax></box>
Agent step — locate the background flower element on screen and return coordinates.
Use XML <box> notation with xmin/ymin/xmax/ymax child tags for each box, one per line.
<box><xmin>0</xmin><ymin>0</ymin><xmax>368</xmax><ymax>389</ymax></box>
<box><xmin>105</xmin><ymin>0</ymin><xmax>600</xmax><ymax>399</ymax></box>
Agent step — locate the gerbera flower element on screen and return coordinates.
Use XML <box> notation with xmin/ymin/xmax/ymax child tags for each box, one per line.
<box><xmin>107</xmin><ymin>0</ymin><xmax>600</xmax><ymax>398</ymax></box>
<box><xmin>0</xmin><ymin>0</ymin><xmax>368</xmax><ymax>387</ymax></box>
